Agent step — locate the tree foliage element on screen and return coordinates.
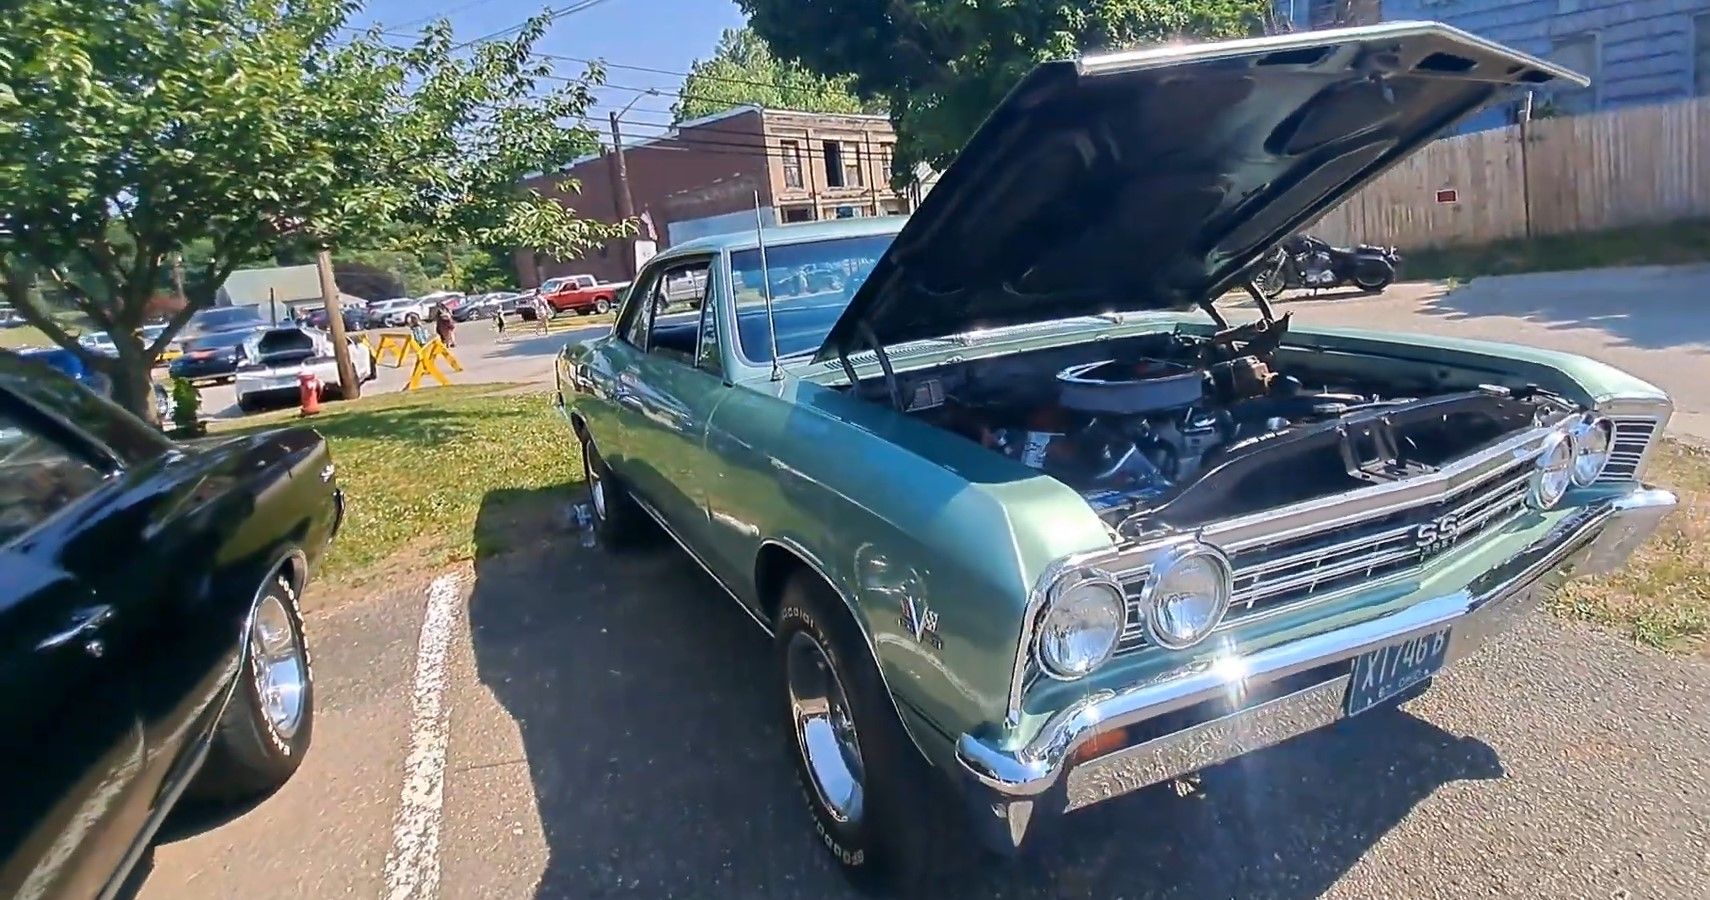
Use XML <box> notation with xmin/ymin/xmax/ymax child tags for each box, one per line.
<box><xmin>672</xmin><ymin>27</ymin><xmax>878</xmax><ymax>124</ymax></box>
<box><xmin>738</xmin><ymin>0</ymin><xmax>1267</xmax><ymax>180</ymax></box>
<box><xmin>0</xmin><ymin>0</ymin><xmax>626</xmax><ymax>420</ymax></box>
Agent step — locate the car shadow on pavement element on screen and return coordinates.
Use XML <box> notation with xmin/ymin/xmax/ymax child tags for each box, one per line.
<box><xmin>468</xmin><ymin>490</ymin><xmax>1505</xmax><ymax>900</ymax></box>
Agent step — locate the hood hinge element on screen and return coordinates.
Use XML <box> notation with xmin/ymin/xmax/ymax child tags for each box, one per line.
<box><xmin>846</xmin><ymin>321</ymin><xmax>905</xmax><ymax>411</ymax></box>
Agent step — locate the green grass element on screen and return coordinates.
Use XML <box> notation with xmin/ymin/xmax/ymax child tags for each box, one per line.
<box><xmin>214</xmin><ymin>384</ymin><xmax>583</xmax><ymax>586</ymax></box>
<box><xmin>0</xmin><ymin>310</ymin><xmax>95</xmax><ymax>349</ymax></box>
<box><xmin>1550</xmin><ymin>439</ymin><xmax>1710</xmax><ymax>654</ymax></box>
<box><xmin>1405</xmin><ymin>219</ymin><xmax>1710</xmax><ymax>281</ymax></box>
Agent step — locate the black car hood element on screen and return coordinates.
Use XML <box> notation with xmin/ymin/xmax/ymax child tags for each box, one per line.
<box><xmin>813</xmin><ymin>22</ymin><xmax>1584</xmax><ymax>362</ymax></box>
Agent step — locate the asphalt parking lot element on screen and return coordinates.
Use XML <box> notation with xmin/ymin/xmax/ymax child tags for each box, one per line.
<box><xmin>140</xmin><ymin>537</ymin><xmax>1710</xmax><ymax>899</ymax></box>
<box><xmin>136</xmin><ymin>267</ymin><xmax>1710</xmax><ymax>898</ymax></box>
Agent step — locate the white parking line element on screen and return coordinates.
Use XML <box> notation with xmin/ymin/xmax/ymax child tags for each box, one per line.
<box><xmin>381</xmin><ymin>573</ymin><xmax>463</xmax><ymax>900</ymax></box>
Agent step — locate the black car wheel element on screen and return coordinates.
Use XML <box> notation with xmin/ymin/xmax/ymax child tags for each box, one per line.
<box><xmin>191</xmin><ymin>575</ymin><xmax>315</xmax><ymax>802</ymax></box>
<box><xmin>777</xmin><ymin>575</ymin><xmax>972</xmax><ymax>897</ymax></box>
<box><xmin>594</xmin><ymin>297</ymin><xmax>611</xmax><ymax>315</ymax></box>
<box><xmin>580</xmin><ymin>435</ymin><xmax>650</xmax><ymax>548</ymax></box>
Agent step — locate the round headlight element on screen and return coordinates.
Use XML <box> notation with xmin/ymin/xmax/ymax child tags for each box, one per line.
<box><xmin>1141</xmin><ymin>543</ymin><xmax>1233</xmax><ymax>650</ymax></box>
<box><xmin>1529</xmin><ymin>429</ymin><xmax>1575</xmax><ymax>509</ymax></box>
<box><xmin>1036</xmin><ymin>569</ymin><xmax>1125</xmax><ymax>680</ymax></box>
<box><xmin>1569</xmin><ymin>415</ymin><xmax>1613</xmax><ymax>487</ymax></box>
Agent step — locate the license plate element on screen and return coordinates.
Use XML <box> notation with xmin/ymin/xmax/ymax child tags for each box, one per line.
<box><xmin>1345</xmin><ymin>628</ymin><xmax>1450</xmax><ymax>717</ymax></box>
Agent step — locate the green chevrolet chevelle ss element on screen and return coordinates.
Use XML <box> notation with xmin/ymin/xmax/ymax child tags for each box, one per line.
<box><xmin>557</xmin><ymin>22</ymin><xmax>1675</xmax><ymax>893</ymax></box>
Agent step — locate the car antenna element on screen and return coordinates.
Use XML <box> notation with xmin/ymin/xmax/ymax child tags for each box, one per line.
<box><xmin>753</xmin><ymin>191</ymin><xmax>783</xmax><ymax>382</ymax></box>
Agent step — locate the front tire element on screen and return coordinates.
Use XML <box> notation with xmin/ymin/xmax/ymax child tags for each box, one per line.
<box><xmin>580</xmin><ymin>434</ymin><xmax>650</xmax><ymax>548</ymax></box>
<box><xmin>190</xmin><ymin>575</ymin><xmax>315</xmax><ymax>802</ymax></box>
<box><xmin>777</xmin><ymin>576</ymin><xmax>971</xmax><ymax>897</ymax></box>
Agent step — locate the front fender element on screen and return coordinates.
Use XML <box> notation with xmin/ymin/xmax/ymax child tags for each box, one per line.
<box><xmin>730</xmin><ymin>377</ymin><xmax>1114</xmax><ymax>753</ymax></box>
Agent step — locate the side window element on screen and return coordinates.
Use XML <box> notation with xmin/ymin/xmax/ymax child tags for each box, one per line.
<box><xmin>695</xmin><ymin>288</ymin><xmax>721</xmax><ymax>375</ymax></box>
<box><xmin>615</xmin><ymin>267</ymin><xmax>662</xmax><ymax>349</ymax></box>
<box><xmin>619</xmin><ymin>259</ymin><xmax>712</xmax><ymax>366</ymax></box>
<box><xmin>0</xmin><ymin>410</ymin><xmax>107</xmax><ymax>546</ymax></box>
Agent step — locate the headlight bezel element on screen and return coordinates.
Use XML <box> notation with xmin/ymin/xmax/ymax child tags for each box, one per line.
<box><xmin>1138</xmin><ymin>542</ymin><xmax>1235</xmax><ymax>650</ymax></box>
<box><xmin>1033</xmin><ymin>567</ymin><xmax>1126</xmax><ymax>681</ymax></box>
<box><xmin>1568</xmin><ymin>414</ymin><xmax>1614</xmax><ymax>487</ymax></box>
<box><xmin>1528</xmin><ymin>427</ymin><xmax>1576</xmax><ymax>509</ymax></box>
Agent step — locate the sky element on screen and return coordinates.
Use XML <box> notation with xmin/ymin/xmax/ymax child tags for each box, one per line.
<box><xmin>352</xmin><ymin>0</ymin><xmax>749</xmax><ymax>144</ymax></box>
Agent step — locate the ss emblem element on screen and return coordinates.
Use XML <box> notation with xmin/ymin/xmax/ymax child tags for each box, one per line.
<box><xmin>1415</xmin><ymin>512</ymin><xmax>1461</xmax><ymax>553</ymax></box>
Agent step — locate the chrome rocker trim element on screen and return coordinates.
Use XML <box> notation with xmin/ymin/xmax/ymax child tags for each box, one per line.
<box><xmin>955</xmin><ymin>487</ymin><xmax>1676</xmax><ymax>853</ymax></box>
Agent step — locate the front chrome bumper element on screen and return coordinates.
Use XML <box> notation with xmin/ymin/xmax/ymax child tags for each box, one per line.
<box><xmin>954</xmin><ymin>488</ymin><xmax>1676</xmax><ymax>853</ymax></box>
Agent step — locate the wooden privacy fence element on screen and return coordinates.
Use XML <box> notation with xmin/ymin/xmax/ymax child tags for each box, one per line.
<box><xmin>1309</xmin><ymin>95</ymin><xmax>1710</xmax><ymax>249</ymax></box>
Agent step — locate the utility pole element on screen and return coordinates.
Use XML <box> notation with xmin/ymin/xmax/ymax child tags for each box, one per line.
<box><xmin>609</xmin><ymin>110</ymin><xmax>637</xmax><ymax>277</ymax></box>
<box><xmin>316</xmin><ymin>248</ymin><xmax>360</xmax><ymax>400</ymax></box>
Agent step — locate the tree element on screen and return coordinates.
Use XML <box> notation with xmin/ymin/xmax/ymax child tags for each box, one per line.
<box><xmin>738</xmin><ymin>0</ymin><xmax>1267</xmax><ymax>182</ymax></box>
<box><xmin>0</xmin><ymin>0</ymin><xmax>627</xmax><ymax>421</ymax></box>
<box><xmin>672</xmin><ymin>27</ymin><xmax>879</xmax><ymax>124</ymax></box>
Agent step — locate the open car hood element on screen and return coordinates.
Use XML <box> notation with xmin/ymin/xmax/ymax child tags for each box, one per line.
<box><xmin>813</xmin><ymin>22</ymin><xmax>1584</xmax><ymax>363</ymax></box>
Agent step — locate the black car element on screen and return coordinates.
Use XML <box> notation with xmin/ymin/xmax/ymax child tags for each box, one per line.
<box><xmin>167</xmin><ymin>328</ymin><xmax>255</xmax><ymax>383</ymax></box>
<box><xmin>305</xmin><ymin>306</ymin><xmax>366</xmax><ymax>332</ymax></box>
<box><xmin>0</xmin><ymin>349</ymin><xmax>339</xmax><ymax>898</ymax></box>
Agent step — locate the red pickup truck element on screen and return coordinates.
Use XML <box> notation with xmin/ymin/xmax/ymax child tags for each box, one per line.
<box><xmin>538</xmin><ymin>274</ymin><xmax>631</xmax><ymax>316</ymax></box>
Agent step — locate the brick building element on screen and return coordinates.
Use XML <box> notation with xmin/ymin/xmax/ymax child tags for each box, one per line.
<box><xmin>515</xmin><ymin>106</ymin><xmax>918</xmax><ymax>287</ymax></box>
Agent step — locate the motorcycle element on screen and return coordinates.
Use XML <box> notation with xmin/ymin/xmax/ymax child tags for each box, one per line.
<box><xmin>1248</xmin><ymin>234</ymin><xmax>1401</xmax><ymax>300</ymax></box>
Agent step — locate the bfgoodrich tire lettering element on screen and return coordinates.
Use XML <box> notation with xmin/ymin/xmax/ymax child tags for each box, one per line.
<box><xmin>189</xmin><ymin>575</ymin><xmax>314</xmax><ymax>802</ymax></box>
<box><xmin>776</xmin><ymin>575</ymin><xmax>971</xmax><ymax>897</ymax></box>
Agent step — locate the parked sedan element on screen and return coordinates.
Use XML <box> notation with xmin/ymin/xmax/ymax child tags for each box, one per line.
<box><xmin>0</xmin><ymin>348</ymin><xmax>339</xmax><ymax>899</ymax></box>
<box><xmin>557</xmin><ymin>24</ymin><xmax>1673</xmax><ymax>894</ymax></box>
<box><xmin>167</xmin><ymin>328</ymin><xmax>254</xmax><ymax>384</ymax></box>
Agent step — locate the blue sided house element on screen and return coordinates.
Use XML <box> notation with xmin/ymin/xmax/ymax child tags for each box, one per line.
<box><xmin>1275</xmin><ymin>0</ymin><xmax>1710</xmax><ymax>131</ymax></box>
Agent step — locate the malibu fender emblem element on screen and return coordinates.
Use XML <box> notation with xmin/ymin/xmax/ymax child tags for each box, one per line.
<box><xmin>320</xmin><ymin>463</ymin><xmax>336</xmax><ymax>483</ymax></box>
<box><xmin>899</xmin><ymin>596</ymin><xmax>943</xmax><ymax>650</ymax></box>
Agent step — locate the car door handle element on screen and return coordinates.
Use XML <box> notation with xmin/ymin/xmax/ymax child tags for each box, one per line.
<box><xmin>37</xmin><ymin>604</ymin><xmax>114</xmax><ymax>656</ymax></box>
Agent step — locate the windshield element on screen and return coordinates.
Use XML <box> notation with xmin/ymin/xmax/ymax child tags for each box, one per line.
<box><xmin>189</xmin><ymin>306</ymin><xmax>262</xmax><ymax>331</ymax></box>
<box><xmin>729</xmin><ymin>234</ymin><xmax>892</xmax><ymax>363</ymax></box>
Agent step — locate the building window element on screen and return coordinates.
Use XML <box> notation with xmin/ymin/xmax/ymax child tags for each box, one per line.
<box><xmin>823</xmin><ymin>140</ymin><xmax>863</xmax><ymax>188</ymax></box>
<box><xmin>781</xmin><ymin>140</ymin><xmax>804</xmax><ymax>188</ymax></box>
<box><xmin>842</xmin><ymin>142</ymin><xmax>863</xmax><ymax>187</ymax></box>
<box><xmin>780</xmin><ymin>205</ymin><xmax>814</xmax><ymax>223</ymax></box>
<box><xmin>1695</xmin><ymin>13</ymin><xmax>1710</xmax><ymax>96</ymax></box>
<box><xmin>876</xmin><ymin>144</ymin><xmax>893</xmax><ymax>186</ymax></box>
<box><xmin>1547</xmin><ymin>33</ymin><xmax>1599</xmax><ymax>115</ymax></box>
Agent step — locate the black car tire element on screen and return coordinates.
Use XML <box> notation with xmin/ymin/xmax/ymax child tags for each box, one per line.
<box><xmin>594</xmin><ymin>297</ymin><xmax>611</xmax><ymax>315</ymax></box>
<box><xmin>776</xmin><ymin>576</ymin><xmax>972</xmax><ymax>898</ymax></box>
<box><xmin>190</xmin><ymin>575</ymin><xmax>315</xmax><ymax>802</ymax></box>
<box><xmin>235</xmin><ymin>395</ymin><xmax>257</xmax><ymax>414</ymax></box>
<box><xmin>580</xmin><ymin>435</ymin><xmax>651</xmax><ymax>548</ymax></box>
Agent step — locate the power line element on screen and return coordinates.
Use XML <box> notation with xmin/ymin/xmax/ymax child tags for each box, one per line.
<box><xmin>390</xmin><ymin>0</ymin><xmax>507</xmax><ymax>32</ymax></box>
<box><xmin>450</xmin><ymin>0</ymin><xmax>626</xmax><ymax>49</ymax></box>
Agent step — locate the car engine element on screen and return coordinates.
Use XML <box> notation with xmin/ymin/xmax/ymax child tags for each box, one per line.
<box><xmin>898</xmin><ymin>321</ymin><xmax>1560</xmax><ymax>533</ymax></box>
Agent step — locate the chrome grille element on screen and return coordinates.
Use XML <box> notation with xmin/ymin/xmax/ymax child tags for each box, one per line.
<box><xmin>1597</xmin><ymin>417</ymin><xmax>1657</xmax><ymax>483</ymax></box>
<box><xmin>1116</xmin><ymin>454</ymin><xmax>1534</xmax><ymax>654</ymax></box>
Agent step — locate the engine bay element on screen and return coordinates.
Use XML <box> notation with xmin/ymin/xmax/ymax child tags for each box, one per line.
<box><xmin>868</xmin><ymin>318</ymin><xmax>1570</xmax><ymax>537</ymax></box>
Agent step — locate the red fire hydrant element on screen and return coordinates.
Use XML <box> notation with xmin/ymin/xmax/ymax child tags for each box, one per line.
<box><xmin>298</xmin><ymin>372</ymin><xmax>322</xmax><ymax>417</ymax></box>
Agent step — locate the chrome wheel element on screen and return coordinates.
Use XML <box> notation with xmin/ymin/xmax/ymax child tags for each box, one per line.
<box><xmin>585</xmin><ymin>451</ymin><xmax>608</xmax><ymax>521</ymax></box>
<box><xmin>249</xmin><ymin>592</ymin><xmax>307</xmax><ymax>740</ymax></box>
<box><xmin>786</xmin><ymin>631</ymin><xmax>866</xmax><ymax>825</ymax></box>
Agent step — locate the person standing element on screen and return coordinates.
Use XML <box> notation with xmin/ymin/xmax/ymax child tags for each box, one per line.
<box><xmin>434</xmin><ymin>304</ymin><xmax>456</xmax><ymax>348</ymax></box>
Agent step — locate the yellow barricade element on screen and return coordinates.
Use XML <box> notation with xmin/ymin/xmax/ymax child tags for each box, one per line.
<box><xmin>373</xmin><ymin>332</ymin><xmax>412</xmax><ymax>368</ymax></box>
<box><xmin>405</xmin><ymin>337</ymin><xmax>464</xmax><ymax>391</ymax></box>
